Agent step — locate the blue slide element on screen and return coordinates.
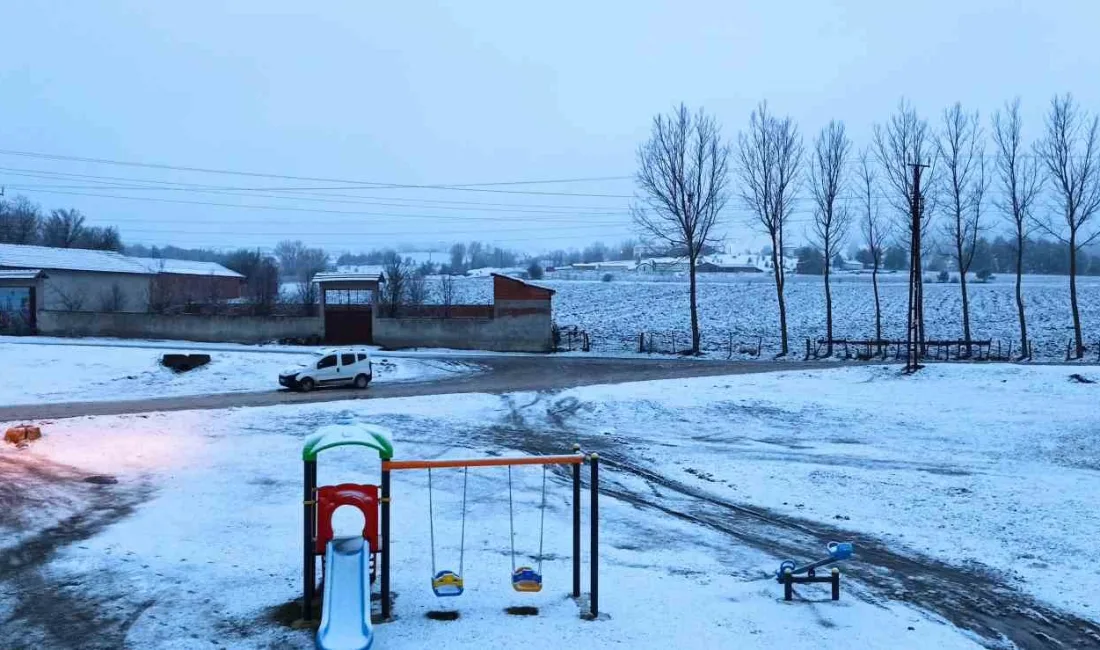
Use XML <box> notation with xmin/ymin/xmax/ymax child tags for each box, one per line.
<box><xmin>317</xmin><ymin>537</ymin><xmax>375</xmax><ymax>650</ymax></box>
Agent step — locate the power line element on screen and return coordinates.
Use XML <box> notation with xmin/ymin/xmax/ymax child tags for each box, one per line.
<box><xmin>0</xmin><ymin>148</ymin><xmax>634</xmax><ymax>196</ymax></box>
<box><xmin>15</xmin><ymin>187</ymin><xmax>632</xmax><ymax>224</ymax></box>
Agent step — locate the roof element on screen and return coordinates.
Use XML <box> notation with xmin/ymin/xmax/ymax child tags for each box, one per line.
<box><xmin>313</xmin><ymin>271</ymin><xmax>384</xmax><ymax>285</ymax></box>
<box><xmin>0</xmin><ymin>269</ymin><xmax>45</xmax><ymax>280</ymax></box>
<box><xmin>336</xmin><ymin>265</ymin><xmax>386</xmax><ymax>276</ymax></box>
<box><xmin>132</xmin><ymin>257</ymin><xmax>243</xmax><ymax>278</ymax></box>
<box><xmin>491</xmin><ymin>273</ymin><xmax>556</xmax><ymax>295</ymax></box>
<box><xmin>0</xmin><ymin>243</ymin><xmax>150</xmax><ymax>275</ymax></box>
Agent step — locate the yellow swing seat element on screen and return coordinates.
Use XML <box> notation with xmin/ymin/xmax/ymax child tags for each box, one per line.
<box><xmin>511</xmin><ymin>566</ymin><xmax>543</xmax><ymax>593</ymax></box>
<box><xmin>432</xmin><ymin>570</ymin><xmax>464</xmax><ymax>597</ymax></box>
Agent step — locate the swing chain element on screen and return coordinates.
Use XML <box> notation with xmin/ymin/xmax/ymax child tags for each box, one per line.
<box><xmin>428</xmin><ymin>468</ymin><xmax>436</xmax><ymax>576</ymax></box>
<box><xmin>507</xmin><ymin>465</ymin><xmax>516</xmax><ymax>572</ymax></box>
<box><xmin>537</xmin><ymin>465</ymin><xmax>547</xmax><ymax>574</ymax></box>
<box><xmin>459</xmin><ymin>466</ymin><xmax>467</xmax><ymax>576</ymax></box>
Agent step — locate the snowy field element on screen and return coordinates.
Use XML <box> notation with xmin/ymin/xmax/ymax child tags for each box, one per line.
<box><xmin>0</xmin><ymin>340</ymin><xmax>477</xmax><ymax>405</ymax></box>
<box><xmin>3</xmin><ymin>364</ymin><xmax>1099</xmax><ymax>648</ymax></box>
<box><xmin>445</xmin><ymin>273</ymin><xmax>1100</xmax><ymax>360</ymax></box>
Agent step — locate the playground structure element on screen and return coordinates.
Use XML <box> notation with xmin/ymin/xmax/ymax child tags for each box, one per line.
<box><xmin>300</xmin><ymin>423</ymin><xmax>601</xmax><ymax>650</ymax></box>
<box><xmin>775</xmin><ymin>541</ymin><xmax>854</xmax><ymax>601</ymax></box>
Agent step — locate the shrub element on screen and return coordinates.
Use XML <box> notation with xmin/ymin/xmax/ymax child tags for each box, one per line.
<box><xmin>977</xmin><ymin>268</ymin><xmax>993</xmax><ymax>282</ymax></box>
<box><xmin>527</xmin><ymin>261</ymin><xmax>545</xmax><ymax>280</ymax></box>
<box><xmin>937</xmin><ymin>270</ymin><xmax>950</xmax><ymax>283</ymax></box>
<box><xmin>601</xmin><ymin>273</ymin><xmax>613</xmax><ymax>282</ymax></box>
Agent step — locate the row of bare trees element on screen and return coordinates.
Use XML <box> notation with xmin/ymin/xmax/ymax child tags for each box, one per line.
<box><xmin>632</xmin><ymin>95</ymin><xmax>1100</xmax><ymax>359</ymax></box>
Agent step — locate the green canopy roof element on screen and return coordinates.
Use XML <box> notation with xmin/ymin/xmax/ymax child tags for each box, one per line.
<box><xmin>302</xmin><ymin>423</ymin><xmax>394</xmax><ymax>461</ymax></box>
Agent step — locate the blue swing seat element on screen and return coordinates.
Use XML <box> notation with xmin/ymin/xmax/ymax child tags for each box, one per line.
<box><xmin>432</xmin><ymin>570</ymin><xmax>464</xmax><ymax>597</ymax></box>
<box><xmin>511</xmin><ymin>566</ymin><xmax>543</xmax><ymax>593</ymax></box>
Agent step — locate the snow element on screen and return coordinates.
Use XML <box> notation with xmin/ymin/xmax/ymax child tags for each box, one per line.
<box><xmin>0</xmin><ymin>242</ymin><xmax>150</xmax><ymax>275</ymax></box>
<box><xmin>13</xmin><ymin>364</ymin><xmax>1100</xmax><ymax>646</ymax></box>
<box><xmin>0</xmin><ymin>388</ymin><xmax>986</xmax><ymax>649</ymax></box>
<box><xmin>0</xmin><ymin>341</ymin><xmax>478</xmax><ymax>405</ymax></box>
<box><xmin>542</xmin><ymin>274</ymin><xmax>1100</xmax><ymax>360</ymax></box>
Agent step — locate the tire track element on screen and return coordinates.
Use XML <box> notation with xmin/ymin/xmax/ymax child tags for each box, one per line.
<box><xmin>481</xmin><ymin>392</ymin><xmax>1100</xmax><ymax>649</ymax></box>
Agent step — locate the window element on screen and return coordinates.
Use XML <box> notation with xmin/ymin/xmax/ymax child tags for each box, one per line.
<box><xmin>357</xmin><ymin>353</ymin><xmax>368</xmax><ymax>362</ymax></box>
<box><xmin>317</xmin><ymin>355</ymin><xmax>337</xmax><ymax>369</ymax></box>
<box><xmin>341</xmin><ymin>353</ymin><xmax>356</xmax><ymax>366</ymax></box>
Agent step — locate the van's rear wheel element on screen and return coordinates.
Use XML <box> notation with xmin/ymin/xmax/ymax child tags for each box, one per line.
<box><xmin>299</xmin><ymin>377</ymin><xmax>315</xmax><ymax>392</ymax></box>
<box><xmin>354</xmin><ymin>374</ymin><xmax>370</xmax><ymax>389</ymax></box>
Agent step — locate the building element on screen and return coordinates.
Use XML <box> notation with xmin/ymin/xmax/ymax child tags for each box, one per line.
<box><xmin>696</xmin><ymin>253</ymin><xmax>766</xmax><ymax>273</ymax></box>
<box><xmin>0</xmin><ymin>243</ymin><xmax>243</xmax><ymax>334</ymax></box>
<box><xmin>636</xmin><ymin>257</ymin><xmax>690</xmax><ymax>273</ymax></box>
<box><xmin>313</xmin><ymin>271</ymin><xmax>555</xmax><ymax>352</ymax></box>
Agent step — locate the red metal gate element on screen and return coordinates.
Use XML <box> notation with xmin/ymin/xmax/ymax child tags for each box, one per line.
<box><xmin>324</xmin><ymin>306</ymin><xmax>373</xmax><ymax>344</ymax></box>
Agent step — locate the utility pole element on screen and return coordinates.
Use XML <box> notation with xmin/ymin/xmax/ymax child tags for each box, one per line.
<box><xmin>905</xmin><ymin>162</ymin><xmax>929</xmax><ymax>373</ymax></box>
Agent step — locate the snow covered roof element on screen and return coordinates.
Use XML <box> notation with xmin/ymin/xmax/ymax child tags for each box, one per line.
<box><xmin>313</xmin><ymin>271</ymin><xmax>384</xmax><ymax>285</ymax></box>
<box><xmin>132</xmin><ymin>257</ymin><xmax>243</xmax><ymax>278</ymax></box>
<box><xmin>0</xmin><ymin>269</ymin><xmax>45</xmax><ymax>280</ymax></box>
<box><xmin>0</xmin><ymin>243</ymin><xmax>150</xmax><ymax>275</ymax></box>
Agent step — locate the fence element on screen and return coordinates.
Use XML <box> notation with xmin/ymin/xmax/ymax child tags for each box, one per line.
<box><xmin>1064</xmin><ymin>339</ymin><xmax>1100</xmax><ymax>362</ymax></box>
<box><xmin>805</xmin><ymin>337</ymin><xmax>1022</xmax><ymax>362</ymax></box>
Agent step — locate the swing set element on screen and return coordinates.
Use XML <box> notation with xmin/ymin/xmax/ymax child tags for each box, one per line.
<box><xmin>299</xmin><ymin>423</ymin><xmax>601</xmax><ymax>631</ymax></box>
<box><xmin>426</xmin><ymin>463</ymin><xmax>552</xmax><ymax>597</ymax></box>
<box><xmin>384</xmin><ymin>452</ymin><xmax>600</xmax><ymax>619</ymax></box>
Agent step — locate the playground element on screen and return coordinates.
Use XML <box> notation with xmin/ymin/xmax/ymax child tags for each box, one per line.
<box><xmin>2</xmin><ymin>363</ymin><xmax>1099</xmax><ymax>648</ymax></box>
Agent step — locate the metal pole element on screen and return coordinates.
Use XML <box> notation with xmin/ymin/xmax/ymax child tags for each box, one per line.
<box><xmin>572</xmin><ymin>443</ymin><xmax>581</xmax><ymax>599</ymax></box>
<box><xmin>589</xmin><ymin>453</ymin><xmax>599</xmax><ymax>619</ymax></box>
<box><xmin>303</xmin><ymin>460</ymin><xmax>316</xmax><ymax>621</ymax></box>
<box><xmin>380</xmin><ymin>468</ymin><xmax>392</xmax><ymax>621</ymax></box>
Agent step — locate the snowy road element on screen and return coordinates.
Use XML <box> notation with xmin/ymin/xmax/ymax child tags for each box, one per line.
<box><xmin>0</xmin><ymin>356</ymin><xmax>831</xmax><ymax>421</ymax></box>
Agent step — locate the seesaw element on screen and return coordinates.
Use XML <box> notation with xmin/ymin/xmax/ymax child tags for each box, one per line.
<box><xmin>775</xmin><ymin>541</ymin><xmax>853</xmax><ymax>601</ymax></box>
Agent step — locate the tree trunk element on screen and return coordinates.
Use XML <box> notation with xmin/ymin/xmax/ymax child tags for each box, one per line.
<box><xmin>1015</xmin><ymin>231</ymin><xmax>1027</xmax><ymax>359</ymax></box>
<box><xmin>688</xmin><ymin>256</ymin><xmax>700</xmax><ymax>355</ymax></box>
<box><xmin>1069</xmin><ymin>230</ymin><xmax>1083</xmax><ymax>359</ymax></box>
<box><xmin>960</xmin><ymin>271</ymin><xmax>972</xmax><ymax>357</ymax></box>
<box><xmin>956</xmin><ymin>236</ymin><xmax>972</xmax><ymax>357</ymax></box>
<box><xmin>771</xmin><ymin>246</ymin><xmax>788</xmax><ymax>356</ymax></box>
<box><xmin>872</xmin><ymin>262</ymin><xmax>882</xmax><ymax>344</ymax></box>
<box><xmin>824</xmin><ymin>253</ymin><xmax>833</xmax><ymax>356</ymax></box>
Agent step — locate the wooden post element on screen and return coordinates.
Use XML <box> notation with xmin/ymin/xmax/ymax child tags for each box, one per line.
<box><xmin>303</xmin><ymin>460</ymin><xmax>317</xmax><ymax>621</ymax></box>
<box><xmin>783</xmin><ymin>570</ymin><xmax>793</xmax><ymax>601</ymax></box>
<box><xmin>831</xmin><ymin>568</ymin><xmax>840</xmax><ymax>600</ymax></box>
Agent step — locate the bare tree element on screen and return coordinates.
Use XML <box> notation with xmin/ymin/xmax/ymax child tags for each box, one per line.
<box><xmin>381</xmin><ymin>253</ymin><xmax>409</xmax><ymax>316</ymax></box>
<box><xmin>40</xmin><ymin>208</ymin><xmax>86</xmax><ymax>248</ymax></box>
<box><xmin>857</xmin><ymin>149</ymin><xmax>890</xmax><ymax>343</ymax></box>
<box><xmin>50</xmin><ymin>285</ymin><xmax>86</xmax><ymax>311</ymax></box>
<box><xmin>633</xmin><ymin>103</ymin><xmax>730</xmax><ymax>354</ymax></box>
<box><xmin>992</xmin><ymin>98</ymin><xmax>1044</xmax><ymax>359</ymax></box>
<box><xmin>97</xmin><ymin>283</ymin><xmax>127</xmax><ymax>312</ymax></box>
<box><xmin>737</xmin><ymin>101</ymin><xmax>803</xmax><ymax>356</ymax></box>
<box><xmin>1035</xmin><ymin>93</ymin><xmax>1100</xmax><ymax>359</ymax></box>
<box><xmin>405</xmin><ymin>271</ymin><xmax>428</xmax><ymax>308</ymax></box>
<box><xmin>0</xmin><ymin>196</ymin><xmax>42</xmax><ymax>244</ymax></box>
<box><xmin>873</xmin><ymin>99</ymin><xmax>934</xmax><ymax>349</ymax></box>
<box><xmin>439</xmin><ymin>273</ymin><xmax>456</xmax><ymax>317</ymax></box>
<box><xmin>808</xmin><ymin>121</ymin><xmax>853</xmax><ymax>356</ymax></box>
<box><xmin>936</xmin><ymin>103</ymin><xmax>988</xmax><ymax>356</ymax></box>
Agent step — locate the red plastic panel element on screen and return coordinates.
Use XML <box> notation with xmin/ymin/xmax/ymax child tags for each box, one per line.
<box><xmin>315</xmin><ymin>483</ymin><xmax>380</xmax><ymax>555</ymax></box>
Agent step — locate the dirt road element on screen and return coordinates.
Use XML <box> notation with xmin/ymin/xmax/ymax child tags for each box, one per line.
<box><xmin>0</xmin><ymin>356</ymin><xmax>829</xmax><ymax>422</ymax></box>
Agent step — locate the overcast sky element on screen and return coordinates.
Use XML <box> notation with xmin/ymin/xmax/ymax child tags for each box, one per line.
<box><xmin>0</xmin><ymin>1</ymin><xmax>1096</xmax><ymax>255</ymax></box>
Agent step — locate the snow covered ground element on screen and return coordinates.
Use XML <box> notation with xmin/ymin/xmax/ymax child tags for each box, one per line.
<box><xmin>440</xmin><ymin>273</ymin><xmax>1100</xmax><ymax>360</ymax></box>
<box><xmin>0</xmin><ymin>340</ymin><xmax>477</xmax><ymax>405</ymax></box>
<box><xmin>4</xmin><ymin>363</ymin><xmax>1099</xmax><ymax>647</ymax></box>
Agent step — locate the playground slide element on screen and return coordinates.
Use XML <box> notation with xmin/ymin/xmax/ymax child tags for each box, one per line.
<box><xmin>317</xmin><ymin>536</ymin><xmax>374</xmax><ymax>650</ymax></box>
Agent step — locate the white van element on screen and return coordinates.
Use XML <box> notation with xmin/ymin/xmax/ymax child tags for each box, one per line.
<box><xmin>279</xmin><ymin>349</ymin><xmax>372</xmax><ymax>392</ymax></box>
